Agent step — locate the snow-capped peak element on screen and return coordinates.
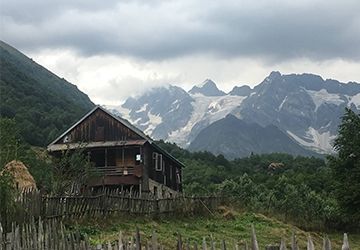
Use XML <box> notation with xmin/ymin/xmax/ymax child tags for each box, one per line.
<box><xmin>189</xmin><ymin>79</ymin><xmax>226</xmax><ymax>96</ymax></box>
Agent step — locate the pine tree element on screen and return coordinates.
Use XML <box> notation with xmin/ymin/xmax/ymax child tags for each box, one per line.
<box><xmin>330</xmin><ymin>108</ymin><xmax>360</xmax><ymax>226</ymax></box>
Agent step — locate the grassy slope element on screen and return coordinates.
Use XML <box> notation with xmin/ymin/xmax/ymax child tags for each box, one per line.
<box><xmin>69</xmin><ymin>210</ymin><xmax>360</xmax><ymax>249</ymax></box>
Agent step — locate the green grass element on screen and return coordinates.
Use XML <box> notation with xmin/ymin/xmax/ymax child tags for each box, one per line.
<box><xmin>67</xmin><ymin>208</ymin><xmax>360</xmax><ymax>249</ymax></box>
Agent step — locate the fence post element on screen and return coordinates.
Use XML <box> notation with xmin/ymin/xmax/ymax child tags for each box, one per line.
<box><xmin>135</xmin><ymin>227</ymin><xmax>141</xmax><ymax>250</ymax></box>
<box><xmin>0</xmin><ymin>223</ymin><xmax>3</xmax><ymax>250</ymax></box>
<box><xmin>186</xmin><ymin>240</ymin><xmax>191</xmax><ymax>250</ymax></box>
<box><xmin>118</xmin><ymin>231</ymin><xmax>124</xmax><ymax>250</ymax></box>
<box><xmin>342</xmin><ymin>233</ymin><xmax>350</xmax><ymax>250</ymax></box>
<box><xmin>152</xmin><ymin>230</ymin><xmax>158</xmax><ymax>250</ymax></box>
<box><xmin>177</xmin><ymin>233</ymin><xmax>182</xmax><ymax>250</ymax></box>
<box><xmin>280</xmin><ymin>238</ymin><xmax>287</xmax><ymax>250</ymax></box>
<box><xmin>307</xmin><ymin>235</ymin><xmax>314</xmax><ymax>250</ymax></box>
<box><xmin>202</xmin><ymin>237</ymin><xmax>207</xmax><ymax>250</ymax></box>
<box><xmin>221</xmin><ymin>239</ymin><xmax>226</xmax><ymax>250</ymax></box>
<box><xmin>323</xmin><ymin>235</ymin><xmax>331</xmax><ymax>250</ymax></box>
<box><xmin>155</xmin><ymin>198</ymin><xmax>159</xmax><ymax>218</ymax></box>
<box><xmin>251</xmin><ymin>225</ymin><xmax>259</xmax><ymax>250</ymax></box>
<box><xmin>291</xmin><ymin>232</ymin><xmax>298</xmax><ymax>250</ymax></box>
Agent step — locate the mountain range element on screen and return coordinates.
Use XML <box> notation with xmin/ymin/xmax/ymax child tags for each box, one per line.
<box><xmin>1</xmin><ymin>40</ymin><xmax>359</xmax><ymax>158</ymax></box>
<box><xmin>108</xmin><ymin>71</ymin><xmax>360</xmax><ymax>158</ymax></box>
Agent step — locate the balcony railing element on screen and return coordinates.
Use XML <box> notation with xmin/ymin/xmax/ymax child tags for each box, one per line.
<box><xmin>94</xmin><ymin>165</ymin><xmax>143</xmax><ymax>177</ymax></box>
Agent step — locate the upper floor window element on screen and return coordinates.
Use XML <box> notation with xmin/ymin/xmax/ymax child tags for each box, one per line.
<box><xmin>153</xmin><ymin>152</ymin><xmax>163</xmax><ymax>171</ymax></box>
<box><xmin>135</xmin><ymin>154</ymin><xmax>142</xmax><ymax>165</ymax></box>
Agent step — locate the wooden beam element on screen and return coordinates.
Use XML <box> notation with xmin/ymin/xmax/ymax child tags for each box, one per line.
<box><xmin>105</xmin><ymin>148</ymin><xmax>108</xmax><ymax>167</ymax></box>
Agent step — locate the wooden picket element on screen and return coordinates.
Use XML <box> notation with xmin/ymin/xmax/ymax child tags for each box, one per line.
<box><xmin>1</xmin><ymin>190</ymin><xmax>224</xmax><ymax>230</ymax></box>
<box><xmin>0</xmin><ymin>219</ymin><xmax>351</xmax><ymax>250</ymax></box>
<box><xmin>0</xmin><ymin>190</ymin><xmax>354</xmax><ymax>249</ymax></box>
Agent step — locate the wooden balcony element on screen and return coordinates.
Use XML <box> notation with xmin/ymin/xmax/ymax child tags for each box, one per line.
<box><xmin>94</xmin><ymin>165</ymin><xmax>143</xmax><ymax>177</ymax></box>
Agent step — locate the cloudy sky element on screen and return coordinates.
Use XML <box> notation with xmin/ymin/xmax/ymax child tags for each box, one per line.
<box><xmin>1</xmin><ymin>0</ymin><xmax>360</xmax><ymax>105</ymax></box>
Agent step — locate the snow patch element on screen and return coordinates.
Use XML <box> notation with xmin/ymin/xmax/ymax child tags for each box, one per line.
<box><xmin>278</xmin><ymin>96</ymin><xmax>288</xmax><ymax>111</ymax></box>
<box><xmin>133</xmin><ymin>117</ymin><xmax>141</xmax><ymax>124</ymax></box>
<box><xmin>168</xmin><ymin>95</ymin><xmax>247</xmax><ymax>147</ymax></box>
<box><xmin>144</xmin><ymin>112</ymin><xmax>162</xmax><ymax>135</ymax></box>
<box><xmin>307</xmin><ymin>89</ymin><xmax>344</xmax><ymax>111</ymax></box>
<box><xmin>105</xmin><ymin>105</ymin><xmax>131</xmax><ymax>120</ymax></box>
<box><xmin>168</xmin><ymin>103</ymin><xmax>181</xmax><ymax>113</ymax></box>
<box><xmin>348</xmin><ymin>93</ymin><xmax>360</xmax><ymax>108</ymax></box>
<box><xmin>135</xmin><ymin>103</ymin><xmax>148</xmax><ymax>113</ymax></box>
<box><xmin>287</xmin><ymin>127</ymin><xmax>336</xmax><ymax>153</ymax></box>
<box><xmin>196</xmin><ymin>79</ymin><xmax>212</xmax><ymax>88</ymax></box>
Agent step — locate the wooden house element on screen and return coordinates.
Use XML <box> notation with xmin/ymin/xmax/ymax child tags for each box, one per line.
<box><xmin>47</xmin><ymin>106</ymin><xmax>183</xmax><ymax>196</ymax></box>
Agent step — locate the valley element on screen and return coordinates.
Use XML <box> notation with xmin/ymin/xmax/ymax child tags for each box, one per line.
<box><xmin>1</xmin><ymin>40</ymin><xmax>360</xmax><ymax>248</ymax></box>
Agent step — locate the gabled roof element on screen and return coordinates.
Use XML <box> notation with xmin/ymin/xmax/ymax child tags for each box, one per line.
<box><xmin>47</xmin><ymin>105</ymin><xmax>185</xmax><ymax>168</ymax></box>
<box><xmin>48</xmin><ymin>140</ymin><xmax>147</xmax><ymax>152</ymax></box>
<box><xmin>48</xmin><ymin>105</ymin><xmax>152</xmax><ymax>147</ymax></box>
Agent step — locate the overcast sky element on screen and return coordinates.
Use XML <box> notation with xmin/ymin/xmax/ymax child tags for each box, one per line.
<box><xmin>1</xmin><ymin>0</ymin><xmax>360</xmax><ymax>105</ymax></box>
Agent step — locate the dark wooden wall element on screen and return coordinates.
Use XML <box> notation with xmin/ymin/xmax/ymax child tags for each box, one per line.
<box><xmin>56</xmin><ymin>108</ymin><xmax>143</xmax><ymax>144</ymax></box>
<box><xmin>146</xmin><ymin>146</ymin><xmax>182</xmax><ymax>192</ymax></box>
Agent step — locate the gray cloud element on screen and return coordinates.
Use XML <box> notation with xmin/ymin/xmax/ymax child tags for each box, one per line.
<box><xmin>1</xmin><ymin>0</ymin><xmax>360</xmax><ymax>62</ymax></box>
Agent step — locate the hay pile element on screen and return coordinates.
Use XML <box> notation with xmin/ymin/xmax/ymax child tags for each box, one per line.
<box><xmin>1</xmin><ymin>160</ymin><xmax>37</xmax><ymax>191</ymax></box>
<box><xmin>218</xmin><ymin>205</ymin><xmax>237</xmax><ymax>220</ymax></box>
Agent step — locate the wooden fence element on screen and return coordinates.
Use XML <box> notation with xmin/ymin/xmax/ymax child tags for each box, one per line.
<box><xmin>0</xmin><ymin>218</ymin><xmax>351</xmax><ymax>250</ymax></box>
<box><xmin>1</xmin><ymin>190</ymin><xmax>224</xmax><ymax>230</ymax></box>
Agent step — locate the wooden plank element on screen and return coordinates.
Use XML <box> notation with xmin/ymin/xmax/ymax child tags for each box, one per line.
<box><xmin>0</xmin><ymin>223</ymin><xmax>3</xmax><ymax>250</ymax></box>
<box><xmin>251</xmin><ymin>225</ymin><xmax>259</xmax><ymax>250</ymax></box>
<box><xmin>323</xmin><ymin>235</ymin><xmax>331</xmax><ymax>250</ymax></box>
<box><xmin>307</xmin><ymin>235</ymin><xmax>314</xmax><ymax>250</ymax></box>
<box><xmin>202</xmin><ymin>237</ymin><xmax>207</xmax><ymax>250</ymax></box>
<box><xmin>135</xmin><ymin>227</ymin><xmax>141</xmax><ymax>250</ymax></box>
<box><xmin>152</xmin><ymin>230</ymin><xmax>158</xmax><ymax>250</ymax></box>
<box><xmin>177</xmin><ymin>233</ymin><xmax>182</xmax><ymax>250</ymax></box>
<box><xmin>279</xmin><ymin>238</ymin><xmax>286</xmax><ymax>250</ymax></box>
<box><xmin>291</xmin><ymin>232</ymin><xmax>298</xmax><ymax>250</ymax></box>
<box><xmin>342</xmin><ymin>233</ymin><xmax>350</xmax><ymax>250</ymax></box>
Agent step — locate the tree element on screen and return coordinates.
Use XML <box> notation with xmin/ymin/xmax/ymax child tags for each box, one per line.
<box><xmin>0</xmin><ymin>171</ymin><xmax>18</xmax><ymax>229</ymax></box>
<box><xmin>0</xmin><ymin>118</ymin><xmax>53</xmax><ymax>191</ymax></box>
<box><xmin>329</xmin><ymin>108</ymin><xmax>360</xmax><ymax>226</ymax></box>
<box><xmin>334</xmin><ymin>108</ymin><xmax>360</xmax><ymax>160</ymax></box>
<box><xmin>51</xmin><ymin>146</ymin><xmax>97</xmax><ymax>195</ymax></box>
<box><xmin>0</xmin><ymin>118</ymin><xmax>25</xmax><ymax>168</ymax></box>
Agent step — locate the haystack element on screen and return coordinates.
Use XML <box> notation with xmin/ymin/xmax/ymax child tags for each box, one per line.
<box><xmin>1</xmin><ymin>160</ymin><xmax>37</xmax><ymax>191</ymax></box>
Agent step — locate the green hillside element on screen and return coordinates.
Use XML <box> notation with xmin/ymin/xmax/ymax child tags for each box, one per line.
<box><xmin>0</xmin><ymin>40</ymin><xmax>94</xmax><ymax>146</ymax></box>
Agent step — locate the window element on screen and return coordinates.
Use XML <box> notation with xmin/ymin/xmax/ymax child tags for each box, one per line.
<box><xmin>176</xmin><ymin>168</ymin><xmax>181</xmax><ymax>184</ymax></box>
<box><xmin>90</xmin><ymin>150</ymin><xmax>105</xmax><ymax>167</ymax></box>
<box><xmin>169</xmin><ymin>165</ymin><xmax>173</xmax><ymax>181</ymax></box>
<box><xmin>135</xmin><ymin>154</ymin><xmax>142</xmax><ymax>165</ymax></box>
<box><xmin>107</xmin><ymin>149</ymin><xmax>116</xmax><ymax>166</ymax></box>
<box><xmin>153</xmin><ymin>152</ymin><xmax>163</xmax><ymax>171</ymax></box>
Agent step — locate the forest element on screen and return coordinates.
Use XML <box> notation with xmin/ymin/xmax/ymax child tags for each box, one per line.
<box><xmin>0</xmin><ymin>108</ymin><xmax>359</xmax><ymax>232</ymax></box>
<box><xmin>0</xmin><ymin>41</ymin><xmax>94</xmax><ymax>146</ymax></box>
